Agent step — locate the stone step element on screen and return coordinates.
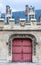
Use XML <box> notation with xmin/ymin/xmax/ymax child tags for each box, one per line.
<box><xmin>0</xmin><ymin>63</ymin><xmax>41</xmax><ymax>65</ymax></box>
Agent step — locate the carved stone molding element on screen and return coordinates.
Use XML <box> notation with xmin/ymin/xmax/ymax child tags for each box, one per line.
<box><xmin>8</xmin><ymin>33</ymin><xmax>37</xmax><ymax>56</ymax></box>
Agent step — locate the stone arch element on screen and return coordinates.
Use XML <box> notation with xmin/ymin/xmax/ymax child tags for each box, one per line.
<box><xmin>8</xmin><ymin>33</ymin><xmax>37</xmax><ymax>62</ymax></box>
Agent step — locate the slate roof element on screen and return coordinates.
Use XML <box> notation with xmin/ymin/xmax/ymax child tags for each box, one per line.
<box><xmin>1</xmin><ymin>9</ymin><xmax>41</xmax><ymax>22</ymax></box>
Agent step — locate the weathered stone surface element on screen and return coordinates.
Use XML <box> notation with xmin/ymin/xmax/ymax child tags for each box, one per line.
<box><xmin>0</xmin><ymin>30</ymin><xmax>41</xmax><ymax>62</ymax></box>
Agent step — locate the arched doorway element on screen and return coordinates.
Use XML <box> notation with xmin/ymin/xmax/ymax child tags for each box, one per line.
<box><xmin>12</xmin><ymin>38</ymin><xmax>32</xmax><ymax>62</ymax></box>
<box><xmin>8</xmin><ymin>34</ymin><xmax>37</xmax><ymax>62</ymax></box>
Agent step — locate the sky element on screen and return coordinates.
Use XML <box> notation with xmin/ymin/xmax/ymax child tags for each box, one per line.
<box><xmin>0</xmin><ymin>0</ymin><xmax>41</xmax><ymax>13</ymax></box>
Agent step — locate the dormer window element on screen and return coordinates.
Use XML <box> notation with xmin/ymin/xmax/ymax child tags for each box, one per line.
<box><xmin>29</xmin><ymin>6</ymin><xmax>35</xmax><ymax>13</ymax></box>
<box><xmin>29</xmin><ymin>15</ymin><xmax>35</xmax><ymax>21</ymax></box>
<box><xmin>30</xmin><ymin>19</ymin><xmax>36</xmax><ymax>22</ymax></box>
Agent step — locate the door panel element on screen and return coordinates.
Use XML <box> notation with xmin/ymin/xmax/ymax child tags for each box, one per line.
<box><xmin>23</xmin><ymin>54</ymin><xmax>32</xmax><ymax>62</ymax></box>
<box><xmin>23</xmin><ymin>47</ymin><xmax>32</xmax><ymax>53</ymax></box>
<box><xmin>23</xmin><ymin>39</ymin><xmax>32</xmax><ymax>46</ymax></box>
<box><xmin>12</xmin><ymin>54</ymin><xmax>22</xmax><ymax>62</ymax></box>
<box><xmin>12</xmin><ymin>39</ymin><xmax>22</xmax><ymax>46</ymax></box>
<box><xmin>12</xmin><ymin>38</ymin><xmax>32</xmax><ymax>62</ymax></box>
<box><xmin>12</xmin><ymin>47</ymin><xmax>22</xmax><ymax>53</ymax></box>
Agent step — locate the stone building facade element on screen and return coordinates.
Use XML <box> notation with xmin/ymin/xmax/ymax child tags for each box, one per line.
<box><xmin>0</xmin><ymin>5</ymin><xmax>41</xmax><ymax>63</ymax></box>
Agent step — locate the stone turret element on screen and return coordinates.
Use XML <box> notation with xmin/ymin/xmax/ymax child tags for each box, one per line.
<box><xmin>28</xmin><ymin>6</ymin><xmax>35</xmax><ymax>21</ymax></box>
<box><xmin>6</xmin><ymin>5</ymin><xmax>11</xmax><ymax>17</ymax></box>
<box><xmin>6</xmin><ymin>5</ymin><xmax>12</xmax><ymax>24</ymax></box>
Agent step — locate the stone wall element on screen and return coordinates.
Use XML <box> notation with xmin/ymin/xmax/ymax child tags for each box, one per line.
<box><xmin>0</xmin><ymin>30</ymin><xmax>41</xmax><ymax>62</ymax></box>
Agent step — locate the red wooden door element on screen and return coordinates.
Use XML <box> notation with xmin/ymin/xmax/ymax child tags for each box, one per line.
<box><xmin>12</xmin><ymin>38</ymin><xmax>32</xmax><ymax>62</ymax></box>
